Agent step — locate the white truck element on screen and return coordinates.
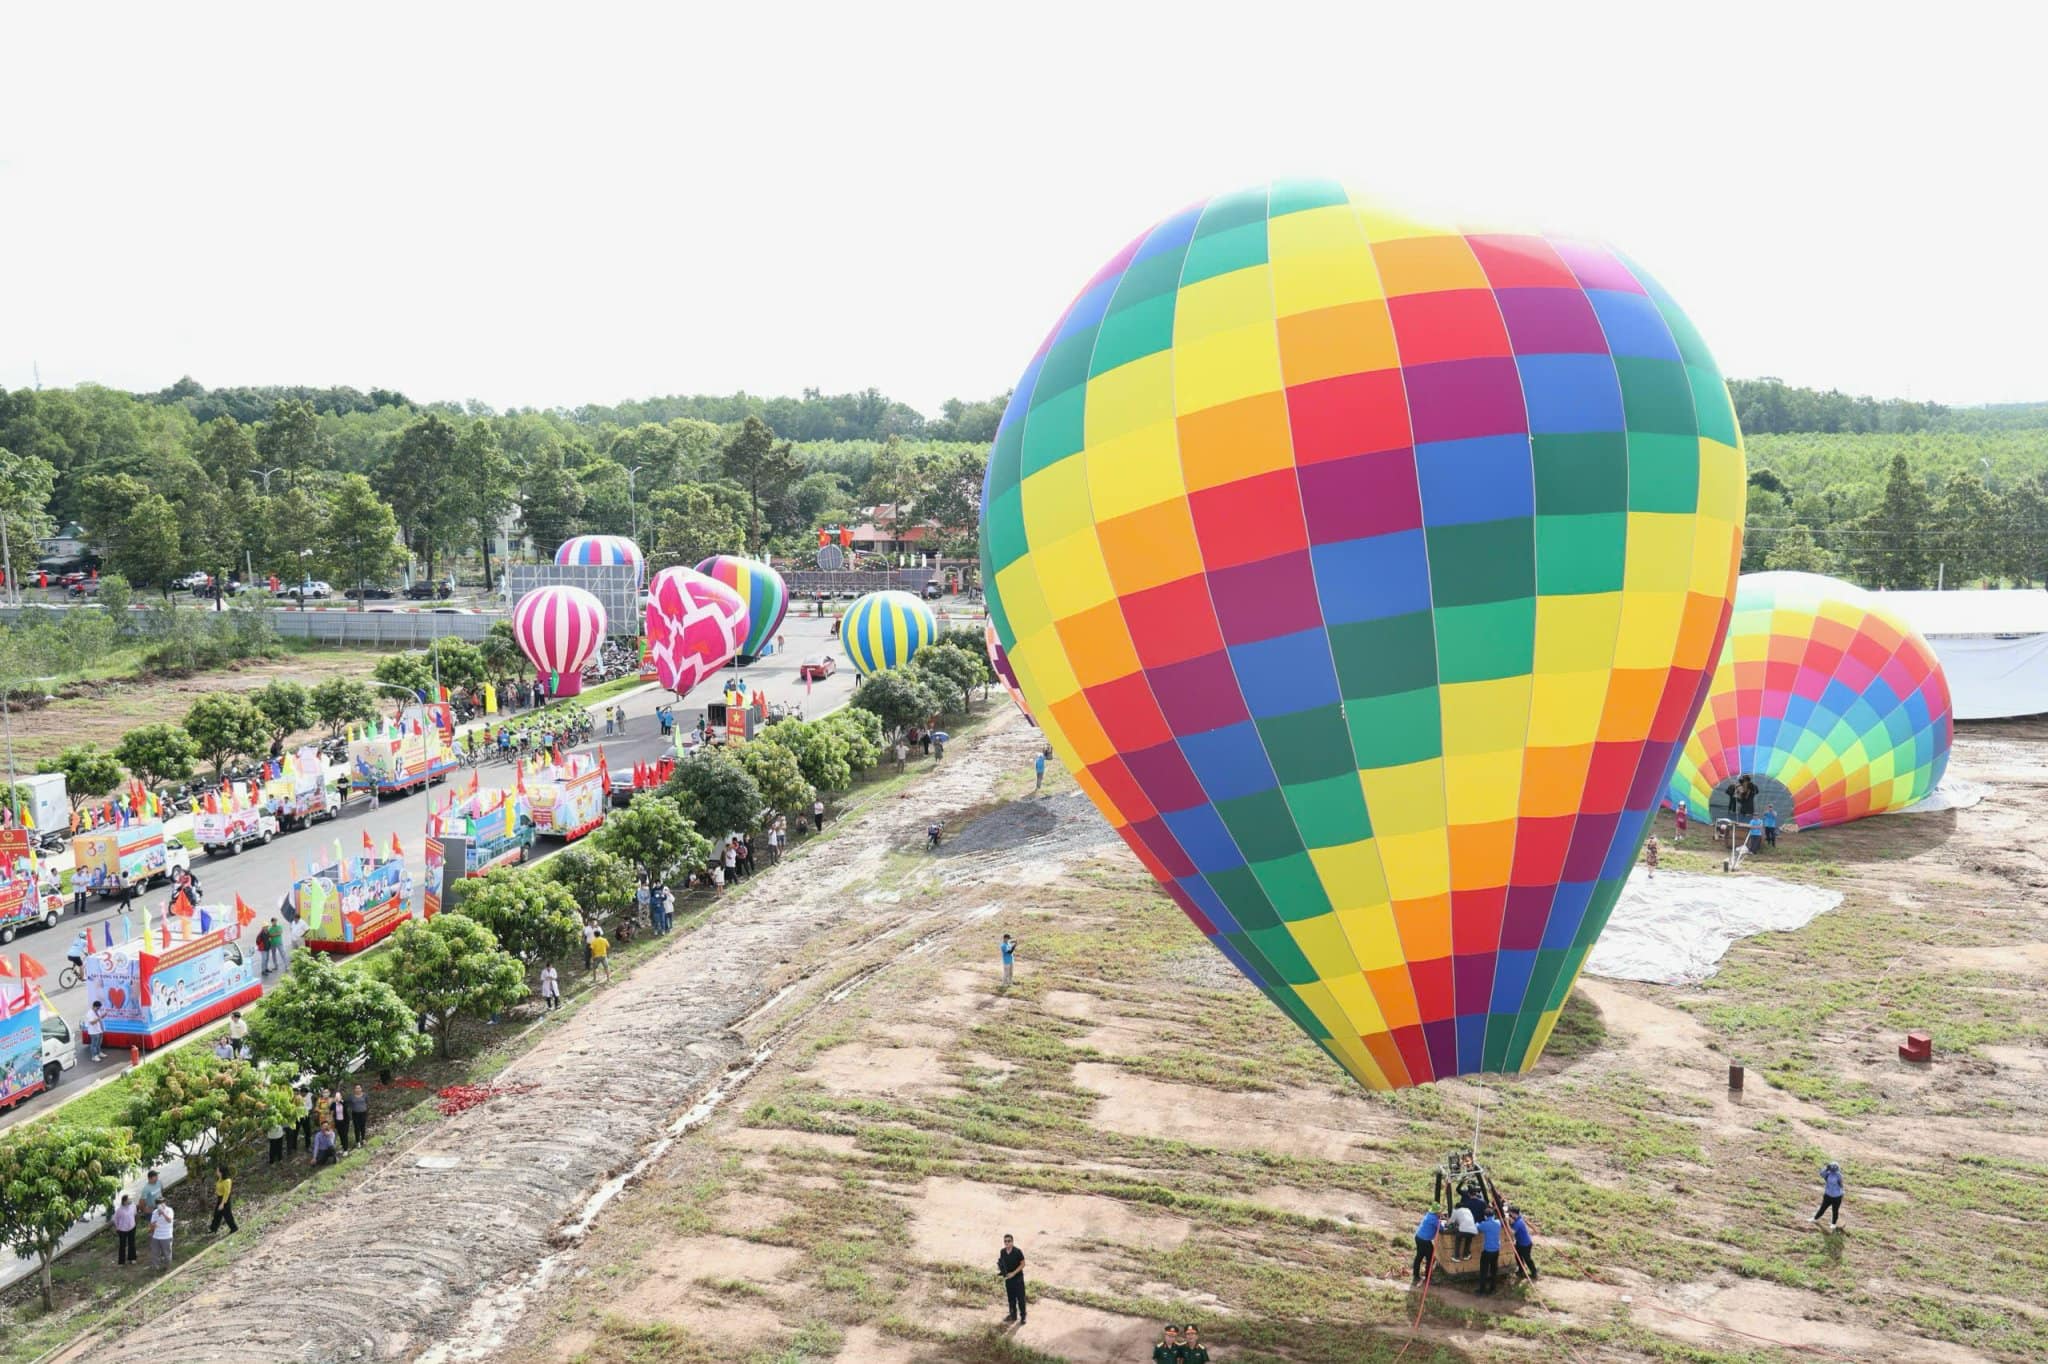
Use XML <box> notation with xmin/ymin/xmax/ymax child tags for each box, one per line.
<box><xmin>195</xmin><ymin>806</ymin><xmax>280</xmax><ymax>857</ymax></box>
<box><xmin>0</xmin><ymin>999</ymin><xmax>78</xmax><ymax>1112</ymax></box>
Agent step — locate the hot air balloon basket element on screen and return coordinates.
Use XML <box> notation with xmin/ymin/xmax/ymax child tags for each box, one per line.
<box><xmin>1428</xmin><ymin>1150</ymin><xmax>1530</xmax><ymax>1285</ymax></box>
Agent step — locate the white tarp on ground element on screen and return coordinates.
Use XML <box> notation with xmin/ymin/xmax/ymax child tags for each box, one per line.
<box><xmin>1872</xmin><ymin>589</ymin><xmax>2048</xmax><ymax>720</ymax></box>
<box><xmin>1896</xmin><ymin>775</ymin><xmax>1990</xmax><ymax>815</ymax></box>
<box><xmin>1586</xmin><ymin>870</ymin><xmax>1843</xmax><ymax>986</ymax></box>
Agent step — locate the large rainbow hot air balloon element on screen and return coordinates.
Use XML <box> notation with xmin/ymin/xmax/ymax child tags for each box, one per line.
<box><xmin>696</xmin><ymin>555</ymin><xmax>788</xmax><ymax>664</ymax></box>
<box><xmin>513</xmin><ymin>586</ymin><xmax>608</xmax><ymax>698</ymax></box>
<box><xmin>556</xmin><ymin>535</ymin><xmax>645</xmax><ymax>584</ymax></box>
<box><xmin>1668</xmin><ymin>572</ymin><xmax>1951</xmax><ymax>829</ymax></box>
<box><xmin>986</xmin><ymin>618</ymin><xmax>1034</xmax><ymax>727</ymax></box>
<box><xmin>842</xmin><ymin>590</ymin><xmax>936</xmax><ymax>676</ymax></box>
<box><xmin>981</xmin><ymin>182</ymin><xmax>1745</xmax><ymax>1089</ymax></box>
<box><xmin>645</xmin><ymin>566</ymin><xmax>749</xmax><ymax>699</ymax></box>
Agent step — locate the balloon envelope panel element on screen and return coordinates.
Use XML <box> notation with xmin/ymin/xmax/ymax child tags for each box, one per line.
<box><xmin>842</xmin><ymin>591</ymin><xmax>937</xmax><ymax>676</ymax></box>
<box><xmin>980</xmin><ymin>181</ymin><xmax>1745</xmax><ymax>1089</ymax></box>
<box><xmin>1669</xmin><ymin>572</ymin><xmax>1952</xmax><ymax>829</ymax></box>
<box><xmin>513</xmin><ymin>586</ymin><xmax>608</xmax><ymax>680</ymax></box>
<box><xmin>555</xmin><ymin>535</ymin><xmax>645</xmax><ymax>582</ymax></box>
<box><xmin>696</xmin><ymin>555</ymin><xmax>788</xmax><ymax>663</ymax></box>
<box><xmin>986</xmin><ymin>619</ymin><xmax>1035</xmax><ymax>726</ymax></box>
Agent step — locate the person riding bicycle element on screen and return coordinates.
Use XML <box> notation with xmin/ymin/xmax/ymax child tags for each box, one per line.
<box><xmin>68</xmin><ymin>928</ymin><xmax>88</xmax><ymax>976</ymax></box>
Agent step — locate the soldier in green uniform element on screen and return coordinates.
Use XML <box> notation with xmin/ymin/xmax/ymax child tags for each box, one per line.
<box><xmin>1182</xmin><ymin>1325</ymin><xmax>1210</xmax><ymax>1364</ymax></box>
<box><xmin>1151</xmin><ymin>1324</ymin><xmax>1184</xmax><ymax>1363</ymax></box>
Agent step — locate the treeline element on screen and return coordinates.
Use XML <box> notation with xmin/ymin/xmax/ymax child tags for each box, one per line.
<box><xmin>0</xmin><ymin>381</ymin><xmax>1003</xmax><ymax>600</ymax></box>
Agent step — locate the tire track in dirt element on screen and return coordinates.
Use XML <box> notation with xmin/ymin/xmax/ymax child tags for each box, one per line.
<box><xmin>68</xmin><ymin>716</ymin><xmax>1048</xmax><ymax>1364</ymax></box>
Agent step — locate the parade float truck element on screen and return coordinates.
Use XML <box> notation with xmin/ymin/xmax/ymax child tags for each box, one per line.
<box><xmin>428</xmin><ymin>785</ymin><xmax>534</xmax><ymax>875</ymax></box>
<box><xmin>263</xmin><ymin>747</ymin><xmax>340</xmax><ymax>831</ymax></box>
<box><xmin>0</xmin><ymin>998</ymin><xmax>79</xmax><ymax>1110</ymax></box>
<box><xmin>296</xmin><ymin>852</ymin><xmax>416</xmax><ymax>954</ymax></box>
<box><xmin>0</xmin><ymin>836</ymin><xmax>64</xmax><ymax>945</ymax></box>
<box><xmin>71</xmin><ymin>822</ymin><xmax>191</xmax><ymax>900</ymax></box>
<box><xmin>195</xmin><ymin>806</ymin><xmax>280</xmax><ymax>858</ymax></box>
<box><xmin>347</xmin><ymin>703</ymin><xmax>456</xmax><ymax>798</ymax></box>
<box><xmin>526</xmin><ymin>753</ymin><xmax>607</xmax><ymax>841</ymax></box>
<box><xmin>86</xmin><ymin>921</ymin><xmax>260</xmax><ymax>1052</ymax></box>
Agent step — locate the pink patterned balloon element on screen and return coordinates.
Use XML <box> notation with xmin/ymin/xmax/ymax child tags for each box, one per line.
<box><xmin>645</xmin><ymin>566</ymin><xmax>748</xmax><ymax>699</ymax></box>
<box><xmin>513</xmin><ymin>586</ymin><xmax>608</xmax><ymax>697</ymax></box>
<box><xmin>985</xmin><ymin>618</ymin><xmax>1035</xmax><ymax>727</ymax></box>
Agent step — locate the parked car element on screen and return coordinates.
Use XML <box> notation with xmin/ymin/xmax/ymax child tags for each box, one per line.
<box><xmin>922</xmin><ymin>581</ymin><xmax>943</xmax><ymax>599</ymax></box>
<box><xmin>798</xmin><ymin>654</ymin><xmax>837</xmax><ymax>681</ymax></box>
<box><xmin>283</xmin><ymin>580</ymin><xmax>334</xmax><ymax>600</ymax></box>
<box><xmin>345</xmin><ymin>585</ymin><xmax>397</xmax><ymax>600</ymax></box>
<box><xmin>175</xmin><ymin>571</ymin><xmax>213</xmax><ymax>591</ymax></box>
<box><xmin>405</xmin><ymin>580</ymin><xmax>454</xmax><ymax>600</ymax></box>
<box><xmin>431</xmin><ymin>607</ymin><xmax>477</xmax><ymax>615</ymax></box>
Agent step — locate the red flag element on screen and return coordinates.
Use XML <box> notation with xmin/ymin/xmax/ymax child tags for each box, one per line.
<box><xmin>468</xmin><ymin>770</ymin><xmax>480</xmax><ymax>797</ymax></box>
<box><xmin>234</xmin><ymin>895</ymin><xmax>256</xmax><ymax>928</ymax></box>
<box><xmin>362</xmin><ymin>829</ymin><xmax>375</xmax><ymax>852</ymax></box>
<box><xmin>515</xmin><ymin>764</ymin><xmax>526</xmax><ymax>796</ymax></box>
<box><xmin>389</xmin><ymin>833</ymin><xmax>403</xmax><ymax>859</ymax></box>
<box><xmin>169</xmin><ymin>888</ymin><xmax>195</xmax><ymax>918</ymax></box>
<box><xmin>162</xmin><ymin>922</ymin><xmax>172</xmax><ymax>949</ymax></box>
<box><xmin>83</xmin><ymin>923</ymin><xmax>95</xmax><ymax>954</ymax></box>
<box><xmin>18</xmin><ymin>954</ymin><xmax>45</xmax><ymax>982</ymax></box>
<box><xmin>0</xmin><ymin>957</ymin><xmax>14</xmax><ymax>978</ymax></box>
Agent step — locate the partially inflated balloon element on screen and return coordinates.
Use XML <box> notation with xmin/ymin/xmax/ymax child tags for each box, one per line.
<box><xmin>696</xmin><ymin>555</ymin><xmax>788</xmax><ymax>664</ymax></box>
<box><xmin>1669</xmin><ymin>572</ymin><xmax>1951</xmax><ymax>829</ymax></box>
<box><xmin>981</xmin><ymin>182</ymin><xmax>1745</xmax><ymax>1088</ymax></box>
<box><xmin>645</xmin><ymin>567</ymin><xmax>748</xmax><ymax>699</ymax></box>
<box><xmin>514</xmin><ymin>586</ymin><xmax>608</xmax><ymax>698</ymax></box>
<box><xmin>556</xmin><ymin>535</ymin><xmax>645</xmax><ymax>584</ymax></box>
<box><xmin>842</xmin><ymin>590</ymin><xmax>936</xmax><ymax>676</ymax></box>
<box><xmin>986</xmin><ymin>619</ymin><xmax>1035</xmax><ymax>726</ymax></box>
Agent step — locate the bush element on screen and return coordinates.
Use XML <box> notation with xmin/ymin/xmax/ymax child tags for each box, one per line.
<box><xmin>663</xmin><ymin>748</ymin><xmax>764</xmax><ymax>839</ymax></box>
<box><xmin>849</xmin><ymin>669</ymin><xmax>938</xmax><ymax>735</ymax></box>
<box><xmin>450</xmin><ymin>868</ymin><xmax>584</xmax><ymax>966</ymax></box>
<box><xmin>819</xmin><ymin>706</ymin><xmax>883</xmax><ymax>771</ymax></box>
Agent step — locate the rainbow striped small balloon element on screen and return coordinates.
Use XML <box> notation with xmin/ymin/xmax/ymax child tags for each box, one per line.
<box><xmin>556</xmin><ymin>535</ymin><xmax>644</xmax><ymax>582</ymax></box>
<box><xmin>842</xmin><ymin>590</ymin><xmax>936</xmax><ymax>676</ymax></box>
<box><xmin>1669</xmin><ymin>572</ymin><xmax>1952</xmax><ymax>829</ymax></box>
<box><xmin>696</xmin><ymin>555</ymin><xmax>788</xmax><ymax>664</ymax></box>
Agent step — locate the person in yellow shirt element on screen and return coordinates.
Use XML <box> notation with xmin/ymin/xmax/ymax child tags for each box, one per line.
<box><xmin>589</xmin><ymin>931</ymin><xmax>612</xmax><ymax>983</ymax></box>
<box><xmin>209</xmin><ymin>1165</ymin><xmax>238</xmax><ymax>1234</ymax></box>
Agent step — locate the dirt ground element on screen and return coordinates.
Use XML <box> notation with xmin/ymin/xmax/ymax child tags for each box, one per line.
<box><xmin>12</xmin><ymin>646</ymin><xmax>388</xmax><ymax>767</ymax></box>
<box><xmin>52</xmin><ymin>710</ymin><xmax>2048</xmax><ymax>1362</ymax></box>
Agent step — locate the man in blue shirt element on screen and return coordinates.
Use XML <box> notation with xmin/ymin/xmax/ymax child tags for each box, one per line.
<box><xmin>1000</xmin><ymin>934</ymin><xmax>1017</xmax><ymax>988</ymax></box>
<box><xmin>1813</xmin><ymin>1161</ymin><xmax>1844</xmax><ymax>1230</ymax></box>
<box><xmin>1034</xmin><ymin>750</ymin><xmax>1047</xmax><ymax>791</ymax></box>
<box><xmin>1476</xmin><ymin>1212</ymin><xmax>1503</xmax><ymax>1294</ymax></box>
<box><xmin>1508</xmin><ymin>1205</ymin><xmax>1538</xmax><ymax>1280</ymax></box>
<box><xmin>1762</xmin><ymin>805</ymin><xmax>1780</xmax><ymax>849</ymax></box>
<box><xmin>1411</xmin><ymin>1208</ymin><xmax>1440</xmax><ymax>1287</ymax></box>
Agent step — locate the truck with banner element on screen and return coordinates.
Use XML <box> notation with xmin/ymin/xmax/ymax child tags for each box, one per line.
<box><xmin>0</xmin><ymin>832</ymin><xmax>64</xmax><ymax>945</ymax></box>
<box><xmin>295</xmin><ymin>851</ymin><xmax>416</xmax><ymax>954</ymax></box>
<box><xmin>428</xmin><ymin>784</ymin><xmax>534</xmax><ymax>875</ymax></box>
<box><xmin>0</xmin><ymin>997</ymin><xmax>79</xmax><ymax>1112</ymax></box>
<box><xmin>525</xmin><ymin>753</ymin><xmax>608</xmax><ymax>841</ymax></box>
<box><xmin>194</xmin><ymin>790</ymin><xmax>280</xmax><ymax>857</ymax></box>
<box><xmin>86</xmin><ymin>917</ymin><xmax>261</xmax><ymax>1051</ymax></box>
<box><xmin>262</xmin><ymin>746</ymin><xmax>340</xmax><ymax>831</ymax></box>
<box><xmin>347</xmin><ymin>703</ymin><xmax>456</xmax><ymax>797</ymax></box>
<box><xmin>71</xmin><ymin>821</ymin><xmax>191</xmax><ymax>900</ymax></box>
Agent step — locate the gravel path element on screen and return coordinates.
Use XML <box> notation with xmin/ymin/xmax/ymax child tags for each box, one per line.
<box><xmin>79</xmin><ymin>717</ymin><xmax>1046</xmax><ymax>1363</ymax></box>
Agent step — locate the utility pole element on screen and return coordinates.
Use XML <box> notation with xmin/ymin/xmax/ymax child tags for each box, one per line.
<box><xmin>0</xmin><ymin>504</ymin><xmax>15</xmax><ymax>607</ymax></box>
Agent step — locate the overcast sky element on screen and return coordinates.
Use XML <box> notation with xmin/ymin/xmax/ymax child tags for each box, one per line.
<box><xmin>1</xmin><ymin>2</ymin><xmax>2038</xmax><ymax>416</ymax></box>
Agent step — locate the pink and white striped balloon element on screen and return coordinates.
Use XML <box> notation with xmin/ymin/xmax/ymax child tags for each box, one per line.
<box><xmin>645</xmin><ymin>566</ymin><xmax>748</xmax><ymax>699</ymax></box>
<box><xmin>513</xmin><ymin>585</ymin><xmax>608</xmax><ymax>697</ymax></box>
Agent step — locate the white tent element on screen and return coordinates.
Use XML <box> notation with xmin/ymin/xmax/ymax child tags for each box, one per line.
<box><xmin>1873</xmin><ymin>589</ymin><xmax>2048</xmax><ymax>720</ymax></box>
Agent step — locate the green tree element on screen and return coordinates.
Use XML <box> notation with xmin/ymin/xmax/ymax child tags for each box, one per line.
<box><xmin>850</xmin><ymin>669</ymin><xmax>938</xmax><ymax>735</ymax></box>
<box><xmin>646</xmin><ymin>484</ymin><xmax>745</xmax><ymax>571</ymax></box>
<box><xmin>909</xmin><ymin>641</ymin><xmax>986</xmax><ymax>715</ymax></box>
<box><xmin>1933</xmin><ymin>469</ymin><xmax>1998</xmax><ymax>587</ymax></box>
<box><xmin>319</xmin><ymin>473</ymin><xmax>403</xmax><ymax>603</ymax></box>
<box><xmin>245</xmin><ymin>951</ymin><xmax>430</xmax><ymax>1086</ymax></box>
<box><xmin>1761</xmin><ymin>525</ymin><xmax>1834</xmax><ymax>574</ymax></box>
<box><xmin>756</xmin><ymin>718</ymin><xmax>853</xmax><ymax>796</ymax></box>
<box><xmin>450</xmin><ymin>868</ymin><xmax>583</xmax><ymax>966</ymax></box>
<box><xmin>96</xmin><ymin>572</ymin><xmax>134</xmax><ymax>617</ymax></box>
<box><xmin>254</xmin><ymin>397</ymin><xmax>329</xmax><ymax>488</ymax></box>
<box><xmin>121</xmin><ymin>1049</ymin><xmax>296</xmax><ymax>1170</ymax></box>
<box><xmin>720</xmin><ymin>416</ymin><xmax>800</xmax><ymax>556</ymax></box>
<box><xmin>378</xmin><ymin>413</ymin><xmax>462</xmax><ymax>584</ymax></box>
<box><xmin>518</xmin><ymin>442</ymin><xmax>586</xmax><ymax>550</ymax></box>
<box><xmin>534</xmin><ymin>844</ymin><xmax>639</xmax><ymax>930</ymax></box>
<box><xmin>733</xmin><ymin>738</ymin><xmax>811</xmax><ymax>819</ymax></box>
<box><xmin>480</xmin><ymin>620</ymin><xmax>525</xmax><ymax>685</ymax></box>
<box><xmin>373</xmin><ymin>651</ymin><xmax>434</xmax><ymax>701</ymax></box>
<box><xmin>182</xmin><ymin>693</ymin><xmax>272</xmax><ymax>778</ymax></box>
<box><xmin>663</xmin><ymin>748</ymin><xmax>763</xmax><ymax>838</ymax></box>
<box><xmin>456</xmin><ymin>420</ymin><xmax>516</xmax><ymax>590</ymax></box>
<box><xmin>0</xmin><ymin>447</ymin><xmax>59</xmax><ymax>569</ymax></box>
<box><xmin>819</xmin><ymin>706</ymin><xmax>883</xmax><ymax>771</ymax></box>
<box><xmin>1999</xmin><ymin>475</ymin><xmax>2048</xmax><ymax>586</ymax></box>
<box><xmin>593</xmin><ymin>794</ymin><xmax>712</xmax><ymax>885</ymax></box>
<box><xmin>114</xmin><ymin>723</ymin><xmax>200</xmax><ymax>789</ymax></box>
<box><xmin>311</xmin><ymin>677</ymin><xmax>377</xmax><ymax>736</ymax></box>
<box><xmin>37</xmin><ymin>744</ymin><xmax>124</xmax><ymax>810</ymax></box>
<box><xmin>251</xmin><ymin>679</ymin><xmax>316</xmax><ymax>746</ymax></box>
<box><xmin>116</xmin><ymin>492</ymin><xmax>186</xmax><ymax>595</ymax></box>
<box><xmin>192</xmin><ymin>414</ymin><xmax>260</xmax><ymax>488</ymax></box>
<box><xmin>1854</xmin><ymin>452</ymin><xmax>1934</xmax><ymax>589</ymax></box>
<box><xmin>0</xmin><ymin>1125</ymin><xmax>139</xmax><ymax>1309</ymax></box>
<box><xmin>377</xmin><ymin>913</ymin><xmax>528</xmax><ymax>1058</ymax></box>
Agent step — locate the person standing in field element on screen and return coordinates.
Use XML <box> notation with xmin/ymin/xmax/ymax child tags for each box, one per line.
<box><xmin>1813</xmin><ymin>1162</ymin><xmax>1845</xmax><ymax>1230</ymax></box>
<box><xmin>1509</xmin><ymin>1205</ymin><xmax>1539</xmax><ymax>1280</ymax></box>
<box><xmin>1000</xmin><ymin>933</ymin><xmax>1017</xmax><ymax>988</ymax></box>
<box><xmin>540</xmin><ymin>963</ymin><xmax>561</xmax><ymax>1011</ymax></box>
<box><xmin>149</xmin><ymin>1200</ymin><xmax>175</xmax><ymax>1270</ymax></box>
<box><xmin>1673</xmin><ymin>802</ymin><xmax>1688</xmax><ymax>842</ymax></box>
<box><xmin>1763</xmin><ymin>804</ymin><xmax>1780</xmax><ymax>849</ymax></box>
<box><xmin>1182</xmin><ymin>1326</ymin><xmax>1209</xmax><ymax>1363</ymax></box>
<box><xmin>590</xmin><ymin>929</ymin><xmax>612</xmax><ymax>982</ymax></box>
<box><xmin>812</xmin><ymin>796</ymin><xmax>826</xmax><ymax>832</ymax></box>
<box><xmin>1642</xmin><ymin>835</ymin><xmax>1659</xmax><ymax>878</ymax></box>
<box><xmin>1411</xmin><ymin>1206</ymin><xmax>1440</xmax><ymax>1287</ymax></box>
<box><xmin>1034</xmin><ymin>750</ymin><xmax>1046</xmax><ymax>791</ymax></box>
<box><xmin>210</xmin><ymin>1165</ymin><xmax>238</xmax><ymax>1234</ymax></box>
<box><xmin>997</xmin><ymin>1234</ymin><xmax>1027</xmax><ymax>1324</ymax></box>
<box><xmin>348</xmin><ymin>1084</ymin><xmax>369</xmax><ymax>1146</ymax></box>
<box><xmin>112</xmin><ymin>1194</ymin><xmax>138</xmax><ymax>1266</ymax></box>
<box><xmin>1476</xmin><ymin>1210</ymin><xmax>1502</xmax><ymax>1294</ymax></box>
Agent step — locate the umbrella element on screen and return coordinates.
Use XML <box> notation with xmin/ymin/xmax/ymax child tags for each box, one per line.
<box><xmin>930</xmin><ymin>732</ymin><xmax>950</xmax><ymax>745</ymax></box>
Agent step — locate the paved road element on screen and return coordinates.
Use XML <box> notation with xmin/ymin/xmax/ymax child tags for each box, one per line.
<box><xmin>1</xmin><ymin>611</ymin><xmax>861</xmax><ymax>1127</ymax></box>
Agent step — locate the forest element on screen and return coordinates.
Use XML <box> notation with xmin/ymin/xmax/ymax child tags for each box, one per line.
<box><xmin>0</xmin><ymin>376</ymin><xmax>2043</xmax><ymax>599</ymax></box>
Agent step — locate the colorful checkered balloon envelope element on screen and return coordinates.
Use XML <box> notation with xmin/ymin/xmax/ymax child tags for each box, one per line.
<box><xmin>980</xmin><ymin>181</ymin><xmax>1746</xmax><ymax>1089</ymax></box>
<box><xmin>696</xmin><ymin>555</ymin><xmax>788</xmax><ymax>664</ymax></box>
<box><xmin>1668</xmin><ymin>572</ymin><xmax>1952</xmax><ymax>830</ymax></box>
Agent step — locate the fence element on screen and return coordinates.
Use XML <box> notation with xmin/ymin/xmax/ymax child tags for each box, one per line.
<box><xmin>783</xmin><ymin>568</ymin><xmax>937</xmax><ymax>597</ymax></box>
<box><xmin>502</xmin><ymin>563</ymin><xmax>640</xmax><ymax>636</ymax></box>
<box><xmin>0</xmin><ymin>604</ymin><xmax>499</xmax><ymax>643</ymax></box>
